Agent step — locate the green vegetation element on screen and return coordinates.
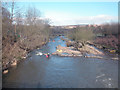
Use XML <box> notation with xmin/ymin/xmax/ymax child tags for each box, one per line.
<box><xmin>66</xmin><ymin>26</ymin><xmax>95</xmax><ymax>44</ymax></box>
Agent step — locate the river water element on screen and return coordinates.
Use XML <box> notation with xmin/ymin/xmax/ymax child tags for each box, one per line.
<box><xmin>3</xmin><ymin>36</ymin><xmax>118</xmax><ymax>88</ymax></box>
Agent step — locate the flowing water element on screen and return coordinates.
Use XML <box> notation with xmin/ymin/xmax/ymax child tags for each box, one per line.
<box><xmin>3</xmin><ymin>36</ymin><xmax>118</xmax><ymax>88</ymax></box>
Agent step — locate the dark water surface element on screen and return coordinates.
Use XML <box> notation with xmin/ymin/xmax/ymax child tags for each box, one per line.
<box><xmin>3</xmin><ymin>36</ymin><xmax>118</xmax><ymax>88</ymax></box>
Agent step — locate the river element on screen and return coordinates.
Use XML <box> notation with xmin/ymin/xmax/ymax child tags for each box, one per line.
<box><xmin>3</xmin><ymin>36</ymin><xmax>118</xmax><ymax>88</ymax></box>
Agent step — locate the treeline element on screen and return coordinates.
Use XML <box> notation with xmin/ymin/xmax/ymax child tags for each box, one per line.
<box><xmin>2</xmin><ymin>2</ymin><xmax>51</xmax><ymax>69</ymax></box>
<box><xmin>66</xmin><ymin>26</ymin><xmax>95</xmax><ymax>43</ymax></box>
<box><xmin>94</xmin><ymin>23</ymin><xmax>119</xmax><ymax>51</ymax></box>
<box><xmin>66</xmin><ymin>23</ymin><xmax>119</xmax><ymax>52</ymax></box>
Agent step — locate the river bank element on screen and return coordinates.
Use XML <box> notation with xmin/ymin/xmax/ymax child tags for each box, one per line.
<box><xmin>2</xmin><ymin>35</ymin><xmax>61</xmax><ymax>74</ymax></box>
<box><xmin>2</xmin><ymin>38</ymin><xmax>49</xmax><ymax>74</ymax></box>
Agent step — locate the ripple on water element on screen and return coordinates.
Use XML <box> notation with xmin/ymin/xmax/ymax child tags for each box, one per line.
<box><xmin>3</xmin><ymin>36</ymin><xmax>118</xmax><ymax>88</ymax></box>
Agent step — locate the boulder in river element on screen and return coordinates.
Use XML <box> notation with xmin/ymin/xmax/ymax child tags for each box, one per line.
<box><xmin>3</xmin><ymin>69</ymin><xmax>8</xmax><ymax>74</ymax></box>
<box><xmin>11</xmin><ymin>60</ymin><xmax>17</xmax><ymax>66</ymax></box>
<box><xmin>66</xmin><ymin>41</ymin><xmax>75</xmax><ymax>47</ymax></box>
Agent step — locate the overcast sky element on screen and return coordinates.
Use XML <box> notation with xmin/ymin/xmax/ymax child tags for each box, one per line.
<box><xmin>14</xmin><ymin>2</ymin><xmax>118</xmax><ymax>26</ymax></box>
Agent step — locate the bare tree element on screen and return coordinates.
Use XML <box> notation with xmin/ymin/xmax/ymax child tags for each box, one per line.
<box><xmin>2</xmin><ymin>1</ymin><xmax>23</xmax><ymax>42</ymax></box>
<box><xmin>25</xmin><ymin>6</ymin><xmax>41</xmax><ymax>25</ymax></box>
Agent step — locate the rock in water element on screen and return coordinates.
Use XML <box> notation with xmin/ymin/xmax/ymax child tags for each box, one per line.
<box><xmin>11</xmin><ymin>60</ymin><xmax>17</xmax><ymax>66</ymax></box>
<box><xmin>36</xmin><ymin>52</ymin><xmax>43</xmax><ymax>56</ymax></box>
<box><xmin>3</xmin><ymin>70</ymin><xmax>8</xmax><ymax>74</ymax></box>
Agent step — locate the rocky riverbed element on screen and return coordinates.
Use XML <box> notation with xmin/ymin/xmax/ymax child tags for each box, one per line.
<box><xmin>52</xmin><ymin>37</ymin><xmax>118</xmax><ymax>60</ymax></box>
<box><xmin>52</xmin><ymin>45</ymin><xmax>103</xmax><ymax>57</ymax></box>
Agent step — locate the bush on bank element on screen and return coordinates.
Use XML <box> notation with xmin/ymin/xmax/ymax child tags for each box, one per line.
<box><xmin>66</xmin><ymin>26</ymin><xmax>95</xmax><ymax>45</ymax></box>
<box><xmin>66</xmin><ymin>23</ymin><xmax>119</xmax><ymax>53</ymax></box>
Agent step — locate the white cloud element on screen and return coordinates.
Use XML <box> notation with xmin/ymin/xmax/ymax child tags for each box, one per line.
<box><xmin>44</xmin><ymin>11</ymin><xmax>118</xmax><ymax>26</ymax></box>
